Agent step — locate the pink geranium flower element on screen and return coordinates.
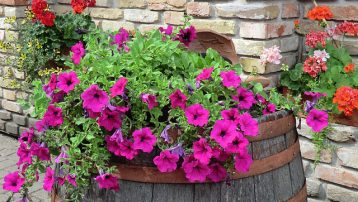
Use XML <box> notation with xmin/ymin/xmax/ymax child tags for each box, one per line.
<box><xmin>175</xmin><ymin>26</ymin><xmax>196</xmax><ymax>47</ymax></box>
<box><xmin>234</xmin><ymin>150</ymin><xmax>253</xmax><ymax>173</ymax></box>
<box><xmin>185</xmin><ymin>104</ymin><xmax>210</xmax><ymax>127</ymax></box>
<box><xmin>71</xmin><ymin>41</ymin><xmax>85</xmax><ymax>65</ymax></box>
<box><xmin>193</xmin><ymin>138</ymin><xmax>212</xmax><ymax>165</ymax></box>
<box><xmin>306</xmin><ymin>109</ymin><xmax>329</xmax><ymax>132</ymax></box>
<box><xmin>30</xmin><ymin>143</ymin><xmax>51</xmax><ymax>161</ymax></box>
<box><xmin>182</xmin><ymin>155</ymin><xmax>211</xmax><ymax>182</ymax></box>
<box><xmin>140</xmin><ymin>93</ymin><xmax>158</xmax><ymax>110</ymax></box>
<box><xmin>57</xmin><ymin>71</ymin><xmax>80</xmax><ymax>93</ymax></box>
<box><xmin>221</xmin><ymin>108</ymin><xmax>240</xmax><ymax>125</ymax></box>
<box><xmin>238</xmin><ymin>112</ymin><xmax>259</xmax><ymax>137</ymax></box>
<box><xmin>43</xmin><ymin>167</ymin><xmax>55</xmax><ymax>192</ymax></box>
<box><xmin>263</xmin><ymin>103</ymin><xmax>276</xmax><ymax>115</ymax></box>
<box><xmin>196</xmin><ymin>67</ymin><xmax>214</xmax><ymax>82</ymax></box>
<box><xmin>169</xmin><ymin>89</ymin><xmax>187</xmax><ymax>109</ymax></box>
<box><xmin>212</xmin><ymin>147</ymin><xmax>230</xmax><ymax>162</ymax></box>
<box><xmin>81</xmin><ymin>85</ymin><xmax>109</xmax><ymax>113</ymax></box>
<box><xmin>232</xmin><ymin>87</ymin><xmax>256</xmax><ymax>110</ymax></box>
<box><xmin>110</xmin><ymin>77</ymin><xmax>128</xmax><ymax>97</ymax></box>
<box><xmin>119</xmin><ymin>139</ymin><xmax>138</xmax><ymax>160</ymax></box>
<box><xmin>260</xmin><ymin>45</ymin><xmax>282</xmax><ymax>65</ymax></box>
<box><xmin>95</xmin><ymin>173</ymin><xmax>119</xmax><ymax>192</ymax></box>
<box><xmin>2</xmin><ymin>171</ymin><xmax>25</xmax><ymax>192</ymax></box>
<box><xmin>207</xmin><ymin>163</ymin><xmax>227</xmax><ymax>182</ymax></box>
<box><xmin>210</xmin><ymin>120</ymin><xmax>237</xmax><ymax>148</ymax></box>
<box><xmin>225</xmin><ymin>132</ymin><xmax>249</xmax><ymax>154</ymax></box>
<box><xmin>43</xmin><ymin>105</ymin><xmax>63</xmax><ymax>127</ymax></box>
<box><xmin>133</xmin><ymin>127</ymin><xmax>157</xmax><ymax>153</ymax></box>
<box><xmin>220</xmin><ymin>70</ymin><xmax>241</xmax><ymax>88</ymax></box>
<box><xmin>19</xmin><ymin>128</ymin><xmax>34</xmax><ymax>144</ymax></box>
<box><xmin>97</xmin><ymin>108</ymin><xmax>122</xmax><ymax>131</ymax></box>
<box><xmin>17</xmin><ymin>142</ymin><xmax>32</xmax><ymax>166</ymax></box>
<box><xmin>153</xmin><ymin>150</ymin><xmax>179</xmax><ymax>172</ymax></box>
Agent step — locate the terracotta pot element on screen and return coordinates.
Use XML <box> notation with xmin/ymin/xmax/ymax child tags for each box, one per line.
<box><xmin>333</xmin><ymin>110</ymin><xmax>358</xmax><ymax>127</ymax></box>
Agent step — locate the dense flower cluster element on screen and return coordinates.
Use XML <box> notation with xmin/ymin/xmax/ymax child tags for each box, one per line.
<box><xmin>305</xmin><ymin>31</ymin><xmax>329</xmax><ymax>48</ymax></box>
<box><xmin>303</xmin><ymin>56</ymin><xmax>327</xmax><ymax>78</ymax></box>
<box><xmin>333</xmin><ymin>86</ymin><xmax>358</xmax><ymax>116</ymax></box>
<box><xmin>71</xmin><ymin>0</ymin><xmax>96</xmax><ymax>14</ymax></box>
<box><xmin>260</xmin><ymin>45</ymin><xmax>282</xmax><ymax>65</ymax></box>
<box><xmin>307</xmin><ymin>5</ymin><xmax>333</xmax><ymax>21</ymax></box>
<box><xmin>336</xmin><ymin>21</ymin><xmax>358</xmax><ymax>36</ymax></box>
<box><xmin>31</xmin><ymin>0</ymin><xmax>56</xmax><ymax>27</ymax></box>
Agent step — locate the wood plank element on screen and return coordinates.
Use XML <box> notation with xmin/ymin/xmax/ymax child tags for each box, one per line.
<box><xmin>115</xmin><ymin>180</ymin><xmax>153</xmax><ymax>202</ymax></box>
<box><xmin>152</xmin><ymin>183</ymin><xmax>194</xmax><ymax>202</ymax></box>
<box><xmin>289</xmin><ymin>155</ymin><xmax>306</xmax><ymax>196</ymax></box>
<box><xmin>194</xmin><ymin>183</ymin><xmax>221</xmax><ymax>202</ymax></box>
<box><xmin>221</xmin><ymin>177</ymin><xmax>255</xmax><ymax>202</ymax></box>
<box><xmin>254</xmin><ymin>172</ymin><xmax>276</xmax><ymax>202</ymax></box>
<box><xmin>272</xmin><ymin>164</ymin><xmax>293</xmax><ymax>201</ymax></box>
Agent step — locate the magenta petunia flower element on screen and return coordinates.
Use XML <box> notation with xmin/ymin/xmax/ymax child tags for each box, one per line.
<box><xmin>119</xmin><ymin>139</ymin><xmax>138</xmax><ymax>160</ymax></box>
<box><xmin>105</xmin><ymin>135</ymin><xmax>121</xmax><ymax>156</ymax></box>
<box><xmin>97</xmin><ymin>108</ymin><xmax>122</xmax><ymax>131</ymax></box>
<box><xmin>133</xmin><ymin>127</ymin><xmax>157</xmax><ymax>153</ymax></box>
<box><xmin>185</xmin><ymin>104</ymin><xmax>210</xmax><ymax>127</ymax></box>
<box><xmin>71</xmin><ymin>41</ymin><xmax>85</xmax><ymax>65</ymax></box>
<box><xmin>153</xmin><ymin>150</ymin><xmax>179</xmax><ymax>173</ymax></box>
<box><xmin>111</xmin><ymin>28</ymin><xmax>129</xmax><ymax>51</ymax></box>
<box><xmin>17</xmin><ymin>142</ymin><xmax>32</xmax><ymax>166</ymax></box>
<box><xmin>263</xmin><ymin>103</ymin><xmax>276</xmax><ymax>115</ymax></box>
<box><xmin>212</xmin><ymin>147</ymin><xmax>230</xmax><ymax>162</ymax></box>
<box><xmin>193</xmin><ymin>138</ymin><xmax>212</xmax><ymax>165</ymax></box>
<box><xmin>86</xmin><ymin>108</ymin><xmax>101</xmax><ymax>119</ymax></box>
<box><xmin>43</xmin><ymin>167</ymin><xmax>55</xmax><ymax>192</ymax></box>
<box><xmin>207</xmin><ymin>163</ymin><xmax>227</xmax><ymax>182</ymax></box>
<box><xmin>196</xmin><ymin>67</ymin><xmax>214</xmax><ymax>82</ymax></box>
<box><xmin>57</xmin><ymin>71</ymin><xmax>80</xmax><ymax>93</ymax></box>
<box><xmin>67</xmin><ymin>174</ymin><xmax>77</xmax><ymax>187</ymax></box>
<box><xmin>182</xmin><ymin>155</ymin><xmax>211</xmax><ymax>182</ymax></box>
<box><xmin>232</xmin><ymin>87</ymin><xmax>256</xmax><ymax>110</ymax></box>
<box><xmin>35</xmin><ymin>119</ymin><xmax>48</xmax><ymax>132</ymax></box>
<box><xmin>234</xmin><ymin>149</ymin><xmax>253</xmax><ymax>173</ymax></box>
<box><xmin>256</xmin><ymin>94</ymin><xmax>267</xmax><ymax>104</ymax></box>
<box><xmin>48</xmin><ymin>73</ymin><xmax>57</xmax><ymax>90</ymax></box>
<box><xmin>50</xmin><ymin>91</ymin><xmax>66</xmax><ymax>104</ymax></box>
<box><xmin>225</xmin><ymin>132</ymin><xmax>249</xmax><ymax>154</ymax></box>
<box><xmin>110</xmin><ymin>77</ymin><xmax>128</xmax><ymax>98</ymax></box>
<box><xmin>2</xmin><ymin>171</ymin><xmax>25</xmax><ymax>193</ymax></box>
<box><xmin>95</xmin><ymin>173</ymin><xmax>119</xmax><ymax>192</ymax></box>
<box><xmin>304</xmin><ymin>91</ymin><xmax>327</xmax><ymax>101</ymax></box>
<box><xmin>175</xmin><ymin>26</ymin><xmax>196</xmax><ymax>47</ymax></box>
<box><xmin>159</xmin><ymin>25</ymin><xmax>173</xmax><ymax>36</ymax></box>
<box><xmin>19</xmin><ymin>128</ymin><xmax>34</xmax><ymax>144</ymax></box>
<box><xmin>210</xmin><ymin>120</ymin><xmax>238</xmax><ymax>148</ymax></box>
<box><xmin>140</xmin><ymin>93</ymin><xmax>158</xmax><ymax>110</ymax></box>
<box><xmin>169</xmin><ymin>89</ymin><xmax>187</xmax><ymax>109</ymax></box>
<box><xmin>220</xmin><ymin>70</ymin><xmax>241</xmax><ymax>88</ymax></box>
<box><xmin>238</xmin><ymin>112</ymin><xmax>259</xmax><ymax>137</ymax></box>
<box><xmin>110</xmin><ymin>128</ymin><xmax>124</xmax><ymax>144</ymax></box>
<box><xmin>221</xmin><ymin>108</ymin><xmax>240</xmax><ymax>125</ymax></box>
<box><xmin>43</xmin><ymin>105</ymin><xmax>63</xmax><ymax>127</ymax></box>
<box><xmin>55</xmin><ymin>146</ymin><xmax>69</xmax><ymax>164</ymax></box>
<box><xmin>30</xmin><ymin>143</ymin><xmax>50</xmax><ymax>161</ymax></box>
<box><xmin>306</xmin><ymin>109</ymin><xmax>329</xmax><ymax>132</ymax></box>
<box><xmin>81</xmin><ymin>85</ymin><xmax>109</xmax><ymax>113</ymax></box>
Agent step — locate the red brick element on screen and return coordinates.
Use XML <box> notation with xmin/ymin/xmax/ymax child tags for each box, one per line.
<box><xmin>186</xmin><ymin>2</ymin><xmax>210</xmax><ymax>17</ymax></box>
<box><xmin>282</xmin><ymin>2</ymin><xmax>300</xmax><ymax>19</ymax></box>
<box><xmin>316</xmin><ymin>164</ymin><xmax>358</xmax><ymax>189</ymax></box>
<box><xmin>240</xmin><ymin>21</ymin><xmax>294</xmax><ymax>39</ymax></box>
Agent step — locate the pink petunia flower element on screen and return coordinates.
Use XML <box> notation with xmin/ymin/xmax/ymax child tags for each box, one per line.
<box><xmin>81</xmin><ymin>85</ymin><xmax>109</xmax><ymax>113</ymax></box>
<box><xmin>256</xmin><ymin>94</ymin><xmax>267</xmax><ymax>104</ymax></box>
<box><xmin>260</xmin><ymin>45</ymin><xmax>282</xmax><ymax>65</ymax></box>
<box><xmin>111</xmin><ymin>28</ymin><xmax>130</xmax><ymax>51</ymax></box>
<box><xmin>232</xmin><ymin>87</ymin><xmax>256</xmax><ymax>110</ymax></box>
<box><xmin>95</xmin><ymin>173</ymin><xmax>119</xmax><ymax>192</ymax></box>
<box><xmin>238</xmin><ymin>112</ymin><xmax>259</xmax><ymax>136</ymax></box>
<box><xmin>30</xmin><ymin>143</ymin><xmax>51</xmax><ymax>161</ymax></box>
<box><xmin>67</xmin><ymin>174</ymin><xmax>77</xmax><ymax>187</ymax></box>
<box><xmin>71</xmin><ymin>41</ymin><xmax>86</xmax><ymax>65</ymax></box>
<box><xmin>105</xmin><ymin>135</ymin><xmax>121</xmax><ymax>156</ymax></box>
<box><xmin>212</xmin><ymin>147</ymin><xmax>230</xmax><ymax>162</ymax></box>
<box><xmin>43</xmin><ymin>167</ymin><xmax>55</xmax><ymax>192</ymax></box>
<box><xmin>55</xmin><ymin>146</ymin><xmax>69</xmax><ymax>164</ymax></box>
<box><xmin>57</xmin><ymin>71</ymin><xmax>80</xmax><ymax>93</ymax></box>
<box><xmin>50</xmin><ymin>91</ymin><xmax>66</xmax><ymax>104</ymax></box>
<box><xmin>159</xmin><ymin>25</ymin><xmax>173</xmax><ymax>35</ymax></box>
<box><xmin>169</xmin><ymin>89</ymin><xmax>187</xmax><ymax>109</ymax></box>
<box><xmin>221</xmin><ymin>108</ymin><xmax>240</xmax><ymax>125</ymax></box>
<box><xmin>19</xmin><ymin>128</ymin><xmax>34</xmax><ymax>144</ymax></box>
<box><xmin>175</xmin><ymin>26</ymin><xmax>196</xmax><ymax>47</ymax></box>
<box><xmin>119</xmin><ymin>139</ymin><xmax>138</xmax><ymax>160</ymax></box>
<box><xmin>263</xmin><ymin>103</ymin><xmax>276</xmax><ymax>115</ymax></box>
<box><xmin>306</xmin><ymin>109</ymin><xmax>329</xmax><ymax>132</ymax></box>
<box><xmin>193</xmin><ymin>138</ymin><xmax>212</xmax><ymax>165</ymax></box>
<box><xmin>196</xmin><ymin>67</ymin><xmax>214</xmax><ymax>82</ymax></box>
<box><xmin>110</xmin><ymin>77</ymin><xmax>128</xmax><ymax>98</ymax></box>
<box><xmin>210</xmin><ymin>120</ymin><xmax>238</xmax><ymax>148</ymax></box>
<box><xmin>97</xmin><ymin>108</ymin><xmax>122</xmax><ymax>131</ymax></box>
<box><xmin>48</xmin><ymin>73</ymin><xmax>57</xmax><ymax>90</ymax></box>
<box><xmin>43</xmin><ymin>105</ymin><xmax>63</xmax><ymax>127</ymax></box>
<box><xmin>207</xmin><ymin>163</ymin><xmax>227</xmax><ymax>182</ymax></box>
<box><xmin>2</xmin><ymin>171</ymin><xmax>25</xmax><ymax>193</ymax></box>
<box><xmin>133</xmin><ymin>127</ymin><xmax>157</xmax><ymax>153</ymax></box>
<box><xmin>140</xmin><ymin>93</ymin><xmax>158</xmax><ymax>110</ymax></box>
<box><xmin>153</xmin><ymin>150</ymin><xmax>179</xmax><ymax>172</ymax></box>
<box><xmin>225</xmin><ymin>132</ymin><xmax>249</xmax><ymax>154</ymax></box>
<box><xmin>182</xmin><ymin>155</ymin><xmax>211</xmax><ymax>182</ymax></box>
<box><xmin>234</xmin><ymin>149</ymin><xmax>253</xmax><ymax>173</ymax></box>
<box><xmin>220</xmin><ymin>70</ymin><xmax>241</xmax><ymax>88</ymax></box>
<box><xmin>185</xmin><ymin>104</ymin><xmax>210</xmax><ymax>127</ymax></box>
<box><xmin>17</xmin><ymin>142</ymin><xmax>32</xmax><ymax>166</ymax></box>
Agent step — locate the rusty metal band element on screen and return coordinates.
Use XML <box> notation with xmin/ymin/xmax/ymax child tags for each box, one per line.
<box><xmin>247</xmin><ymin>113</ymin><xmax>296</xmax><ymax>142</ymax></box>
<box><xmin>288</xmin><ymin>182</ymin><xmax>307</xmax><ymax>202</ymax></box>
<box><xmin>114</xmin><ymin>138</ymin><xmax>300</xmax><ymax>183</ymax></box>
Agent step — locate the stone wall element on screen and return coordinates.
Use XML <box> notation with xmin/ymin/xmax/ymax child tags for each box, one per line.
<box><xmin>0</xmin><ymin>0</ymin><xmax>357</xmax><ymax>201</ymax></box>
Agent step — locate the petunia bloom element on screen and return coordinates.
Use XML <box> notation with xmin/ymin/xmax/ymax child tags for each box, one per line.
<box><xmin>97</xmin><ymin>108</ymin><xmax>122</xmax><ymax>131</ymax></box>
<box><xmin>182</xmin><ymin>155</ymin><xmax>211</xmax><ymax>182</ymax></box>
<box><xmin>81</xmin><ymin>85</ymin><xmax>109</xmax><ymax>113</ymax></box>
<box><xmin>43</xmin><ymin>167</ymin><xmax>55</xmax><ymax>192</ymax></box>
<box><xmin>2</xmin><ymin>171</ymin><xmax>25</xmax><ymax>193</ymax></box>
<box><xmin>43</xmin><ymin>105</ymin><xmax>63</xmax><ymax>127</ymax></box>
<box><xmin>110</xmin><ymin>77</ymin><xmax>128</xmax><ymax>97</ymax></box>
<box><xmin>111</xmin><ymin>28</ymin><xmax>130</xmax><ymax>51</ymax></box>
<box><xmin>67</xmin><ymin>174</ymin><xmax>77</xmax><ymax>187</ymax></box>
<box><xmin>221</xmin><ymin>108</ymin><xmax>240</xmax><ymax>125</ymax></box>
<box><xmin>133</xmin><ymin>127</ymin><xmax>157</xmax><ymax>153</ymax></box>
<box><xmin>207</xmin><ymin>163</ymin><xmax>227</xmax><ymax>182</ymax></box>
<box><xmin>19</xmin><ymin>128</ymin><xmax>34</xmax><ymax>144</ymax></box>
<box><xmin>17</xmin><ymin>142</ymin><xmax>32</xmax><ymax>166</ymax></box>
<box><xmin>169</xmin><ymin>89</ymin><xmax>187</xmax><ymax>109</ymax></box>
<box><xmin>193</xmin><ymin>138</ymin><xmax>212</xmax><ymax>165</ymax></box>
<box><xmin>210</xmin><ymin>120</ymin><xmax>238</xmax><ymax>148</ymax></box>
<box><xmin>234</xmin><ymin>149</ymin><xmax>253</xmax><ymax>173</ymax></box>
<box><xmin>196</xmin><ymin>67</ymin><xmax>214</xmax><ymax>82</ymax></box>
<box><xmin>225</xmin><ymin>132</ymin><xmax>249</xmax><ymax>154</ymax></box>
<box><xmin>119</xmin><ymin>139</ymin><xmax>138</xmax><ymax>160</ymax></box>
<box><xmin>159</xmin><ymin>25</ymin><xmax>173</xmax><ymax>35</ymax></box>
<box><xmin>306</xmin><ymin>109</ymin><xmax>329</xmax><ymax>132</ymax></box>
<box><xmin>220</xmin><ymin>70</ymin><xmax>241</xmax><ymax>88</ymax></box>
<box><xmin>95</xmin><ymin>173</ymin><xmax>119</xmax><ymax>192</ymax></box>
<box><xmin>30</xmin><ymin>143</ymin><xmax>51</xmax><ymax>161</ymax></box>
<box><xmin>263</xmin><ymin>103</ymin><xmax>276</xmax><ymax>115</ymax></box>
<box><xmin>232</xmin><ymin>87</ymin><xmax>256</xmax><ymax>110</ymax></box>
<box><xmin>168</xmin><ymin>143</ymin><xmax>185</xmax><ymax>157</ymax></box>
<box><xmin>153</xmin><ymin>150</ymin><xmax>179</xmax><ymax>172</ymax></box>
<box><xmin>57</xmin><ymin>71</ymin><xmax>80</xmax><ymax>93</ymax></box>
<box><xmin>238</xmin><ymin>112</ymin><xmax>259</xmax><ymax>137</ymax></box>
<box><xmin>71</xmin><ymin>41</ymin><xmax>86</xmax><ymax>65</ymax></box>
<box><xmin>212</xmin><ymin>147</ymin><xmax>230</xmax><ymax>162</ymax></box>
<box><xmin>175</xmin><ymin>26</ymin><xmax>197</xmax><ymax>47</ymax></box>
<box><xmin>140</xmin><ymin>93</ymin><xmax>158</xmax><ymax>110</ymax></box>
<box><xmin>185</xmin><ymin>104</ymin><xmax>210</xmax><ymax>127</ymax></box>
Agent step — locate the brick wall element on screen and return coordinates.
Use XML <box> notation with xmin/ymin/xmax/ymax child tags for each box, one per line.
<box><xmin>0</xmin><ymin>0</ymin><xmax>357</xmax><ymax>201</ymax></box>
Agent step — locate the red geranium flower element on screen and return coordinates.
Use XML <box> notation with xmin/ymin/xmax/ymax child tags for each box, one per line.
<box><xmin>307</xmin><ymin>5</ymin><xmax>333</xmax><ymax>21</ymax></box>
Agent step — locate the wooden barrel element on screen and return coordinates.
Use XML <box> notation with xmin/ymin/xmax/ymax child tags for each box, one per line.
<box><xmin>53</xmin><ymin>110</ymin><xmax>306</xmax><ymax>202</ymax></box>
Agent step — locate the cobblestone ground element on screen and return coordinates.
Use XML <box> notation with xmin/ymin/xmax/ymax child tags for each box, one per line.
<box><xmin>0</xmin><ymin>133</ymin><xmax>50</xmax><ymax>202</ymax></box>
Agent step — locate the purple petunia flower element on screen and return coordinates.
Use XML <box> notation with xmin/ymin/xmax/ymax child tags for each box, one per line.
<box><xmin>220</xmin><ymin>70</ymin><xmax>241</xmax><ymax>88</ymax></box>
<box><xmin>160</xmin><ymin>125</ymin><xmax>171</xmax><ymax>143</ymax></box>
<box><xmin>140</xmin><ymin>93</ymin><xmax>158</xmax><ymax>110</ymax></box>
<box><xmin>185</xmin><ymin>104</ymin><xmax>210</xmax><ymax>127</ymax></box>
<box><xmin>175</xmin><ymin>26</ymin><xmax>197</xmax><ymax>47</ymax></box>
<box><xmin>159</xmin><ymin>25</ymin><xmax>173</xmax><ymax>35</ymax></box>
<box><xmin>111</xmin><ymin>28</ymin><xmax>130</xmax><ymax>51</ymax></box>
<box><xmin>81</xmin><ymin>85</ymin><xmax>109</xmax><ymax>113</ymax></box>
<box><xmin>71</xmin><ymin>41</ymin><xmax>85</xmax><ymax>65</ymax></box>
<box><xmin>57</xmin><ymin>71</ymin><xmax>80</xmax><ymax>93</ymax></box>
<box><xmin>232</xmin><ymin>87</ymin><xmax>256</xmax><ymax>110</ymax></box>
<box><xmin>306</xmin><ymin>109</ymin><xmax>329</xmax><ymax>132</ymax></box>
<box><xmin>94</xmin><ymin>173</ymin><xmax>119</xmax><ymax>192</ymax></box>
<box><xmin>168</xmin><ymin>143</ymin><xmax>185</xmax><ymax>157</ymax></box>
<box><xmin>2</xmin><ymin>171</ymin><xmax>25</xmax><ymax>193</ymax></box>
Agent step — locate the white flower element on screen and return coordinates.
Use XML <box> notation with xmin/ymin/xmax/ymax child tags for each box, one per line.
<box><xmin>313</xmin><ymin>50</ymin><xmax>330</xmax><ymax>62</ymax></box>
